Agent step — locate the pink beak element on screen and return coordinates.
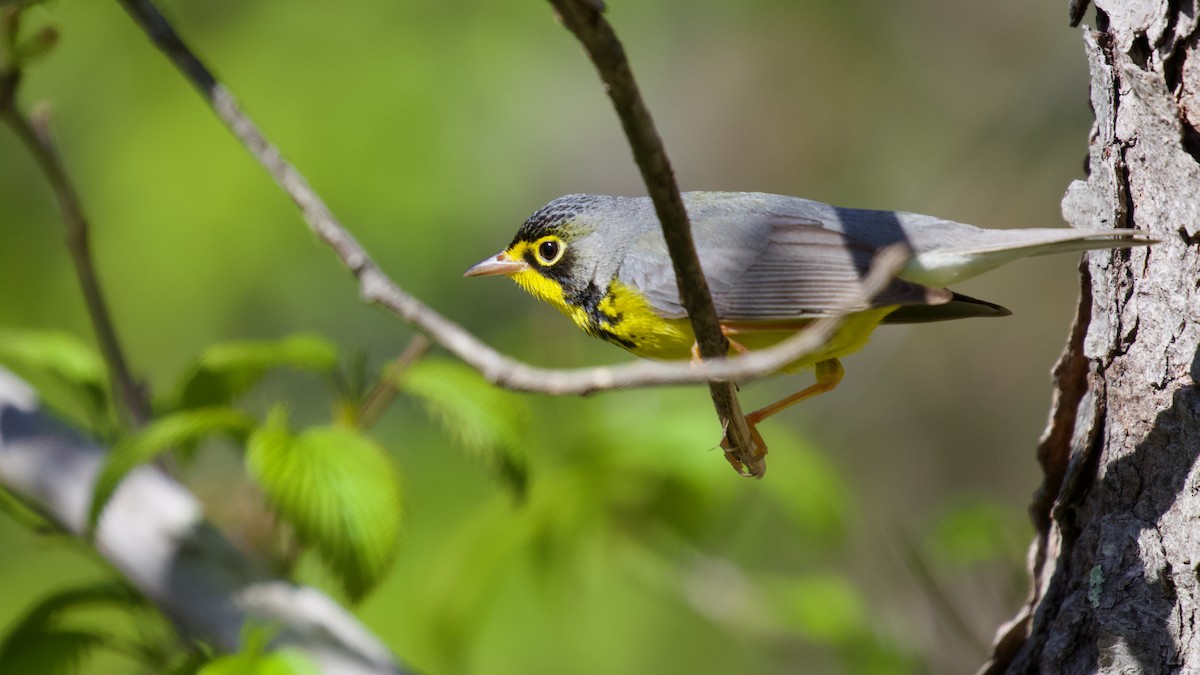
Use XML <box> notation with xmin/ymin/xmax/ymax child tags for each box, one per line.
<box><xmin>463</xmin><ymin>252</ymin><xmax>529</xmax><ymax>277</ymax></box>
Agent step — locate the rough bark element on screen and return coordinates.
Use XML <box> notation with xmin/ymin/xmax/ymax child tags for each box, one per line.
<box><xmin>983</xmin><ymin>1</ymin><xmax>1200</xmax><ymax>672</ymax></box>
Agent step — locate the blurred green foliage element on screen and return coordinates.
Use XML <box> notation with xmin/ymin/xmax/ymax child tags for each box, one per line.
<box><xmin>87</xmin><ymin>405</ymin><xmax>255</xmax><ymax>532</ymax></box>
<box><xmin>197</xmin><ymin>626</ymin><xmax>318</xmax><ymax>675</ymax></box>
<box><xmin>395</xmin><ymin>357</ymin><xmax>530</xmax><ymax>494</ymax></box>
<box><xmin>173</xmin><ymin>334</ymin><xmax>340</xmax><ymax>411</ymax></box>
<box><xmin>246</xmin><ymin>411</ymin><xmax>404</xmax><ymax>601</ymax></box>
<box><xmin>0</xmin><ymin>581</ymin><xmax>153</xmax><ymax>674</ymax></box>
<box><xmin>0</xmin><ymin>329</ymin><xmax>115</xmax><ymax>434</ymax></box>
<box><xmin>0</xmin><ymin>0</ymin><xmax>1088</xmax><ymax>672</ymax></box>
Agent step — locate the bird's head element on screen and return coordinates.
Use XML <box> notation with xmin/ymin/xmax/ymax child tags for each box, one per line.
<box><xmin>464</xmin><ymin>194</ymin><xmax>614</xmax><ymax>306</ymax></box>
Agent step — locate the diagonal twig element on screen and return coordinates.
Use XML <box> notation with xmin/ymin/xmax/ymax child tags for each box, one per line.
<box><xmin>0</xmin><ymin>35</ymin><xmax>149</xmax><ymax>428</ymax></box>
<box><xmin>355</xmin><ymin>334</ymin><xmax>432</xmax><ymax>429</ymax></box>
<box><xmin>112</xmin><ymin>0</ymin><xmax>905</xmax><ymax>474</ymax></box>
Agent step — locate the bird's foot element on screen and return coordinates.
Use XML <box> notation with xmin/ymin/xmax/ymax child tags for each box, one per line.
<box><xmin>720</xmin><ymin>418</ymin><xmax>767</xmax><ymax>478</ymax></box>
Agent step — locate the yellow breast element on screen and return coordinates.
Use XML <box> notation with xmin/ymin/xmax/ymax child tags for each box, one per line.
<box><xmin>510</xmin><ymin>269</ymin><xmax>690</xmax><ymax>355</ymax></box>
<box><xmin>511</xmin><ymin>266</ymin><xmax>899</xmax><ymax>372</ymax></box>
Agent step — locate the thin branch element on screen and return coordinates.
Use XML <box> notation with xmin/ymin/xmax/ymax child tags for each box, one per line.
<box><xmin>544</xmin><ymin>0</ymin><xmax>760</xmax><ymax>475</ymax></box>
<box><xmin>545</xmin><ymin>1</ymin><xmax>726</xmax><ymax>361</ymax></box>
<box><xmin>0</xmin><ymin>59</ymin><xmax>149</xmax><ymax>427</ymax></box>
<box><xmin>355</xmin><ymin>334</ymin><xmax>432</xmax><ymax>429</ymax></box>
<box><xmin>112</xmin><ymin>0</ymin><xmax>904</xmax><ymax>476</ymax></box>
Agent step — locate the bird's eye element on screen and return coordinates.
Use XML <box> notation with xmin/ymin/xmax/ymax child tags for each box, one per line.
<box><xmin>535</xmin><ymin>238</ymin><xmax>564</xmax><ymax>266</ymax></box>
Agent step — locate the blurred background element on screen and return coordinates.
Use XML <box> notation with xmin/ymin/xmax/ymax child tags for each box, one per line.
<box><xmin>0</xmin><ymin>0</ymin><xmax>1093</xmax><ymax>672</ymax></box>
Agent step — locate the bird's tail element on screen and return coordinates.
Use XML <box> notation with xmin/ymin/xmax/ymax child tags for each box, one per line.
<box><xmin>1024</xmin><ymin>229</ymin><xmax>1158</xmax><ymax>257</ymax></box>
<box><xmin>909</xmin><ymin>228</ymin><xmax>1156</xmax><ymax>286</ymax></box>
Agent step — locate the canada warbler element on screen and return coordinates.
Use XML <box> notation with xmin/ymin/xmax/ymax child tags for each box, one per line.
<box><xmin>465</xmin><ymin>191</ymin><xmax>1151</xmax><ymax>448</ymax></box>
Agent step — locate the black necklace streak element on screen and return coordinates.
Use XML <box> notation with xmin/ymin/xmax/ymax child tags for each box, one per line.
<box><xmin>566</xmin><ymin>280</ymin><xmax>637</xmax><ymax>350</ymax></box>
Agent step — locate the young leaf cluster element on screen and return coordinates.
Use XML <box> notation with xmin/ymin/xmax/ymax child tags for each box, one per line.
<box><xmin>247</xmin><ymin>412</ymin><xmax>403</xmax><ymax>602</ymax></box>
<box><xmin>0</xmin><ymin>328</ymin><xmax>527</xmax><ymax>609</ymax></box>
<box><xmin>393</xmin><ymin>357</ymin><xmax>531</xmax><ymax>496</ymax></box>
<box><xmin>81</xmin><ymin>332</ymin><xmax>405</xmax><ymax>601</ymax></box>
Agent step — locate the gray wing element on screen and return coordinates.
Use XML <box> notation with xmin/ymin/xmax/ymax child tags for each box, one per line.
<box><xmin>618</xmin><ymin>214</ymin><xmax>951</xmax><ymax>321</ymax></box>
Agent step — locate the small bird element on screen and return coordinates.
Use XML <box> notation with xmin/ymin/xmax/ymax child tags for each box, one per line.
<box><xmin>465</xmin><ymin>192</ymin><xmax>1151</xmax><ymax>466</ymax></box>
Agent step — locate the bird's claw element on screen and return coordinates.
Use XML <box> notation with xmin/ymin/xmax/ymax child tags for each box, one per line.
<box><xmin>720</xmin><ymin>418</ymin><xmax>768</xmax><ymax>478</ymax></box>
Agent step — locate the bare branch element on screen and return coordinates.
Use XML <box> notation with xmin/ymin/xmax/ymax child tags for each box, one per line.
<box><xmin>112</xmin><ymin>0</ymin><xmax>903</xmax><ymax>475</ymax></box>
<box><xmin>0</xmin><ymin>57</ymin><xmax>149</xmax><ymax>427</ymax></box>
<box><xmin>0</xmin><ymin>369</ymin><xmax>408</xmax><ymax>674</ymax></box>
<box><xmin>543</xmin><ymin>0</ymin><xmax>726</xmax><ymax>354</ymax></box>
<box><xmin>356</xmin><ymin>334</ymin><xmax>432</xmax><ymax>429</ymax></box>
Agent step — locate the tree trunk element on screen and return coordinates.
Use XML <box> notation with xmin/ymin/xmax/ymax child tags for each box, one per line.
<box><xmin>983</xmin><ymin>1</ymin><xmax>1200</xmax><ymax>673</ymax></box>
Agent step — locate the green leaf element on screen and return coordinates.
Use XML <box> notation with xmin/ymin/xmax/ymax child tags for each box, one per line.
<box><xmin>0</xmin><ymin>484</ymin><xmax>52</xmax><ymax>532</ymax></box>
<box><xmin>0</xmin><ymin>581</ymin><xmax>144</xmax><ymax>675</ymax></box>
<box><xmin>0</xmin><ymin>330</ymin><xmax>113</xmax><ymax>433</ymax></box>
<box><xmin>198</xmin><ymin>624</ymin><xmax>318</xmax><ymax>675</ymax></box>
<box><xmin>198</xmin><ymin>648</ymin><xmax>318</xmax><ymax>675</ymax></box>
<box><xmin>88</xmin><ymin>408</ymin><xmax>255</xmax><ymax>533</ymax></box>
<box><xmin>175</xmin><ymin>334</ymin><xmax>338</xmax><ymax>410</ymax></box>
<box><xmin>395</xmin><ymin>357</ymin><xmax>529</xmax><ymax>470</ymax></box>
<box><xmin>0</xmin><ymin>629</ymin><xmax>106</xmax><ymax>675</ymax></box>
<box><xmin>162</xmin><ymin>649</ymin><xmax>213</xmax><ymax>675</ymax></box>
<box><xmin>246</xmin><ymin>415</ymin><xmax>402</xmax><ymax>601</ymax></box>
<box><xmin>3</xmin><ymin>580</ymin><xmax>141</xmax><ymax>626</ymax></box>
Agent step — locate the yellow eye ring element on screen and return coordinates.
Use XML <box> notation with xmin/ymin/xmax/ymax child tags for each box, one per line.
<box><xmin>533</xmin><ymin>237</ymin><xmax>566</xmax><ymax>266</ymax></box>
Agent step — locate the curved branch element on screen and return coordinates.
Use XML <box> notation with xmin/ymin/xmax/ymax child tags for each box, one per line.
<box><xmin>375</xmin><ymin>245</ymin><xmax>907</xmax><ymax>395</ymax></box>
<box><xmin>0</xmin><ymin>369</ymin><xmax>408</xmax><ymax>674</ymax></box>
<box><xmin>113</xmin><ymin>0</ymin><xmax>901</xmax><ymax>476</ymax></box>
<box><xmin>0</xmin><ymin>61</ymin><xmax>148</xmax><ymax>427</ymax></box>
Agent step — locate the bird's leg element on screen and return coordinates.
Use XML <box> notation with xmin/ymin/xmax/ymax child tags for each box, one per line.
<box><xmin>690</xmin><ymin>324</ymin><xmax>749</xmax><ymax>362</ymax></box>
<box><xmin>745</xmin><ymin>358</ymin><xmax>844</xmax><ymax>427</ymax></box>
<box><xmin>721</xmin><ymin>358</ymin><xmax>842</xmax><ymax>477</ymax></box>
